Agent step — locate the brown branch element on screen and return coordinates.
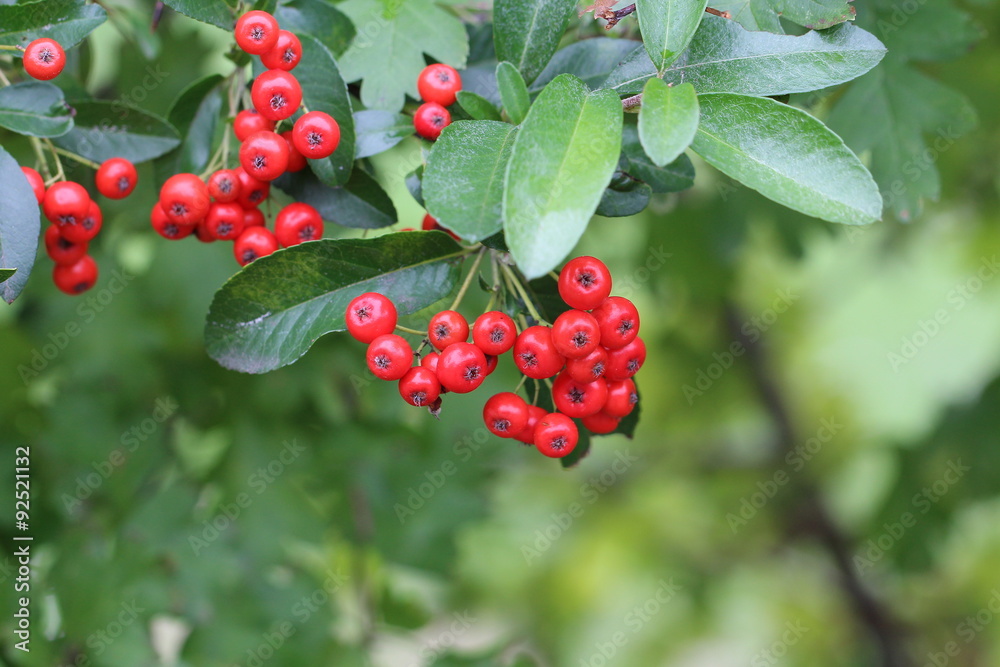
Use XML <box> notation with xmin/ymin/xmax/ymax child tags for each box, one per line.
<box><xmin>705</xmin><ymin>6</ymin><xmax>732</xmax><ymax>18</ymax></box>
<box><xmin>601</xmin><ymin>3</ymin><xmax>730</xmax><ymax>29</ymax></box>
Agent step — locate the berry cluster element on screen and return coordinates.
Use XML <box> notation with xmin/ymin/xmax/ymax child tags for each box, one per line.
<box><xmin>412</xmin><ymin>64</ymin><xmax>461</xmax><ymax>141</ymax></box>
<box><xmin>346</xmin><ymin>256</ymin><xmax>643</xmax><ymax>459</ymax></box>
<box><xmin>151</xmin><ymin>10</ymin><xmax>339</xmax><ymax>266</ymax></box>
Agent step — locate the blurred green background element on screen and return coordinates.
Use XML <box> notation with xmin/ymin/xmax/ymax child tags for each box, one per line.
<box><xmin>2</xmin><ymin>0</ymin><xmax>1000</xmax><ymax>665</ymax></box>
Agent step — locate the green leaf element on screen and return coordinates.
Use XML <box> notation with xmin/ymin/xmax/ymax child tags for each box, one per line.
<box><xmin>622</xmin><ymin>124</ymin><xmax>696</xmax><ymax>193</ymax></box>
<box><xmin>52</xmin><ymin>101</ymin><xmax>180</xmax><ymax>164</ymax></box>
<box><xmin>338</xmin><ymin>0</ymin><xmax>469</xmax><ymax>111</ymax></box>
<box><xmin>156</xmin><ymin>74</ymin><xmax>223</xmax><ymax>182</ymax></box>
<box><xmin>456</xmin><ymin>91</ymin><xmax>502</xmax><ymax>122</ymax></box>
<box><xmin>638</xmin><ymin>80</ymin><xmax>698</xmax><ymax>167</ymax></box>
<box><xmin>0</xmin><ymin>146</ymin><xmax>40</xmax><ymax>303</ymax></box>
<box><xmin>274</xmin><ymin>168</ymin><xmax>397</xmax><ymax>229</ymax></box>
<box><xmin>406</xmin><ymin>166</ymin><xmax>425</xmax><ymax>207</ymax></box>
<box><xmin>496</xmin><ymin>62</ymin><xmax>530</xmax><ymax>125</ymax></box>
<box><xmin>530</xmin><ymin>38</ymin><xmax>642</xmax><ymax>92</ymax></box>
<box><xmin>0</xmin><ymin>268</ymin><xmax>14</xmax><ymax>285</ymax></box>
<box><xmin>710</xmin><ymin>0</ymin><xmax>784</xmax><ymax>32</ymax></box>
<box><xmin>424</xmin><ymin>121</ymin><xmax>519</xmax><ymax>242</ymax></box>
<box><xmin>161</xmin><ymin>0</ymin><xmax>235</xmax><ymax>30</ymax></box>
<box><xmin>493</xmin><ymin>0</ymin><xmax>577</xmax><ymax>84</ymax></box>
<box><xmin>596</xmin><ymin>179</ymin><xmax>652</xmax><ymax>217</ymax></box>
<box><xmin>0</xmin><ymin>0</ymin><xmax>107</xmax><ymax>50</ymax></box>
<box><xmin>605</xmin><ymin>16</ymin><xmax>886</xmax><ymax>96</ymax></box>
<box><xmin>275</xmin><ymin>0</ymin><xmax>355</xmax><ymax>57</ymax></box>
<box><xmin>354</xmin><ymin>110</ymin><xmax>415</xmax><ymax>159</ymax></box>
<box><xmin>296</xmin><ymin>34</ymin><xmax>355</xmax><ymax>187</ymax></box>
<box><xmin>636</xmin><ymin>0</ymin><xmax>708</xmax><ymax>73</ymax></box>
<box><xmin>0</xmin><ymin>82</ymin><xmax>74</xmax><ymax>138</ymax></box>
<box><xmin>690</xmin><ymin>93</ymin><xmax>882</xmax><ymax>225</ymax></box>
<box><xmin>205</xmin><ymin>233</ymin><xmax>465</xmax><ymax>373</ymax></box>
<box><xmin>504</xmin><ymin>75</ymin><xmax>624</xmax><ymax>279</ymax></box>
<box><xmin>876</xmin><ymin>4</ymin><xmax>980</xmax><ymax>63</ymax></box>
<box><xmin>770</xmin><ymin>0</ymin><xmax>855</xmax><ymax>29</ymax></box>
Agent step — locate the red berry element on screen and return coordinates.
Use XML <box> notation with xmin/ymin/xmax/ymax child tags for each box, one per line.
<box><xmin>366</xmin><ymin>334</ymin><xmax>413</xmax><ymax>381</ymax></box>
<box><xmin>533</xmin><ymin>413</ymin><xmax>579</xmax><ymax>458</ymax></box>
<box><xmin>417</xmin><ymin>64</ymin><xmax>462</xmax><ymax>107</ymax></box>
<box><xmin>485</xmin><ymin>354</ymin><xmax>498</xmax><ymax>375</ymax></box>
<box><xmin>398</xmin><ymin>366</ymin><xmax>442</xmax><ymax>407</ymax></box>
<box><xmin>428</xmin><ymin>310</ymin><xmax>469</xmax><ymax>350</ymax></box>
<box><xmin>159</xmin><ymin>173</ymin><xmax>210</xmax><ymax>225</ymax></box>
<box><xmin>483</xmin><ymin>392</ymin><xmax>529</xmax><ymax>438</ymax></box>
<box><xmin>604</xmin><ymin>378</ymin><xmax>638</xmax><ymax>418</ymax></box>
<box><xmin>239</xmin><ymin>130</ymin><xmax>289</xmax><ymax>181</ymax></box>
<box><xmin>582</xmin><ymin>412</ymin><xmax>620</xmax><ymax>434</ymax></box>
<box><xmin>420</xmin><ymin>351</ymin><xmax>440</xmax><ymax>373</ymax></box>
<box><xmin>472</xmin><ymin>311</ymin><xmax>517</xmax><ymax>356</ymax></box>
<box><xmin>604</xmin><ymin>337</ymin><xmax>646</xmax><ymax>381</ymax></box>
<box><xmin>436</xmin><ymin>342</ymin><xmax>487</xmax><ymax>393</ymax></box>
<box><xmin>53</xmin><ymin>255</ymin><xmax>97</xmax><ymax>295</ymax></box>
<box><xmin>274</xmin><ymin>202</ymin><xmax>323</xmax><ymax>247</ymax></box>
<box><xmin>234</xmin><ymin>227</ymin><xmax>279</xmax><ymax>266</ymax></box>
<box><xmin>235</xmin><ymin>10</ymin><xmax>279</xmax><ymax>55</ymax></box>
<box><xmin>243</xmin><ymin>207</ymin><xmax>266</xmax><ymax>228</ymax></box>
<box><xmin>44</xmin><ymin>225</ymin><xmax>88</xmax><ymax>266</ymax></box>
<box><xmin>346</xmin><ymin>292</ymin><xmax>397</xmax><ymax>343</ymax></box>
<box><xmin>251</xmin><ymin>69</ymin><xmax>302</xmax><ymax>121</ymax></box>
<box><xmin>42</xmin><ymin>181</ymin><xmax>90</xmax><ymax>227</ymax></box>
<box><xmin>413</xmin><ymin>102</ymin><xmax>450</xmax><ymax>140</ymax></box>
<box><xmin>207</xmin><ymin>169</ymin><xmax>241</xmax><ymax>203</ymax></box>
<box><xmin>281</xmin><ymin>130</ymin><xmax>307</xmax><ymax>172</ymax></box>
<box><xmin>514</xmin><ymin>405</ymin><xmax>548</xmax><ymax>445</ymax></box>
<box><xmin>558</xmin><ymin>256</ymin><xmax>612</xmax><ymax>310</ymax></box>
<box><xmin>260</xmin><ymin>30</ymin><xmax>302</xmax><ymax>70</ymax></box>
<box><xmin>291</xmin><ymin>111</ymin><xmax>340</xmax><ymax>160</ymax></box>
<box><xmin>592</xmin><ymin>296</ymin><xmax>640</xmax><ymax>349</ymax></box>
<box><xmin>95</xmin><ymin>157</ymin><xmax>137</xmax><ymax>199</ymax></box>
<box><xmin>21</xmin><ymin>167</ymin><xmax>45</xmax><ymax>203</ymax></box>
<box><xmin>512</xmin><ymin>326</ymin><xmax>564</xmax><ymax>379</ymax></box>
<box><xmin>204</xmin><ymin>202</ymin><xmax>245</xmax><ymax>241</ymax></box>
<box><xmin>60</xmin><ymin>200</ymin><xmax>102</xmax><ymax>244</ymax></box>
<box><xmin>552</xmin><ymin>371</ymin><xmax>608</xmax><ymax>418</ymax></box>
<box><xmin>235</xmin><ymin>168</ymin><xmax>270</xmax><ymax>209</ymax></box>
<box><xmin>421</xmin><ymin>213</ymin><xmax>460</xmax><ymax>241</ymax></box>
<box><xmin>551</xmin><ymin>309</ymin><xmax>601</xmax><ymax>359</ymax></box>
<box><xmin>23</xmin><ymin>38</ymin><xmax>65</xmax><ymax>80</ymax></box>
<box><xmin>233</xmin><ymin>109</ymin><xmax>275</xmax><ymax>141</ymax></box>
<box><xmin>194</xmin><ymin>220</ymin><xmax>216</xmax><ymax>243</ymax></box>
<box><xmin>565</xmin><ymin>346</ymin><xmax>608</xmax><ymax>384</ymax></box>
<box><xmin>150</xmin><ymin>202</ymin><xmax>193</xmax><ymax>240</ymax></box>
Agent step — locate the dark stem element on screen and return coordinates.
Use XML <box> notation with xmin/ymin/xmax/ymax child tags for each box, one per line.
<box><xmin>603</xmin><ymin>3</ymin><xmax>730</xmax><ymax>28</ymax></box>
<box><xmin>705</xmin><ymin>6</ymin><xmax>732</xmax><ymax>18</ymax></box>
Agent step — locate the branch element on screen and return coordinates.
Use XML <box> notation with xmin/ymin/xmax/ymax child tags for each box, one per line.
<box><xmin>597</xmin><ymin>3</ymin><xmax>730</xmax><ymax>29</ymax></box>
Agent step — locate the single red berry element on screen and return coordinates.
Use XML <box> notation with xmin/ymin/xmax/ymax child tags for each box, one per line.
<box><xmin>274</xmin><ymin>202</ymin><xmax>323</xmax><ymax>247</ymax></box>
<box><xmin>420</xmin><ymin>351</ymin><xmax>440</xmax><ymax>373</ymax></box>
<box><xmin>592</xmin><ymin>296</ymin><xmax>640</xmax><ymax>349</ymax></box>
<box><xmin>428</xmin><ymin>310</ymin><xmax>469</xmax><ymax>350</ymax></box>
<box><xmin>483</xmin><ymin>392</ymin><xmax>529</xmax><ymax>438</ymax></box>
<box><xmin>53</xmin><ymin>255</ymin><xmax>98</xmax><ymax>295</ymax></box>
<box><xmin>346</xmin><ymin>292</ymin><xmax>397</xmax><ymax>343</ymax></box>
<box><xmin>21</xmin><ymin>167</ymin><xmax>45</xmax><ymax>203</ymax></box>
<box><xmin>485</xmin><ymin>354</ymin><xmax>498</xmax><ymax>375</ymax></box>
<box><xmin>234</xmin><ymin>226</ymin><xmax>279</xmax><ymax>266</ymax></box>
<box><xmin>233</xmin><ymin>109</ymin><xmax>275</xmax><ymax>141</ymax></box>
<box><xmin>251</xmin><ymin>69</ymin><xmax>303</xmax><ymax>121</ymax></box>
<box><xmin>207</xmin><ymin>169</ymin><xmax>242</xmax><ymax>203</ymax></box>
<box><xmin>44</xmin><ymin>225</ymin><xmax>88</xmax><ymax>266</ymax></box>
<box><xmin>42</xmin><ymin>181</ymin><xmax>90</xmax><ymax>227</ymax></box>
<box><xmin>291</xmin><ymin>111</ymin><xmax>340</xmax><ymax>160</ymax></box>
<box><xmin>558</xmin><ymin>256</ymin><xmax>612</xmax><ymax>310</ymax></box>
<box><xmin>604</xmin><ymin>337</ymin><xmax>646</xmax><ymax>382</ymax></box>
<box><xmin>239</xmin><ymin>130</ymin><xmax>289</xmax><ymax>181</ymax></box>
<box><xmin>150</xmin><ymin>202</ymin><xmax>193</xmax><ymax>240</ymax></box>
<box><xmin>582</xmin><ymin>412</ymin><xmax>620</xmax><ymax>434</ymax></box>
<box><xmin>243</xmin><ymin>207</ymin><xmax>266</xmax><ymax>228</ymax></box>
<box><xmin>421</xmin><ymin>213</ymin><xmax>460</xmax><ymax>241</ymax></box>
<box><xmin>60</xmin><ymin>200</ymin><xmax>102</xmax><ymax>244</ymax></box>
<box><xmin>417</xmin><ymin>63</ymin><xmax>462</xmax><ymax>107</ymax></box>
<box><xmin>204</xmin><ymin>202</ymin><xmax>245</xmax><ymax>241</ymax></box>
<box><xmin>512</xmin><ymin>326</ymin><xmax>564</xmax><ymax>379</ymax></box>
<box><xmin>95</xmin><ymin>157</ymin><xmax>137</xmax><ymax>199</ymax></box>
<box><xmin>514</xmin><ymin>405</ymin><xmax>548</xmax><ymax>445</ymax></box>
<box><xmin>235</xmin><ymin>168</ymin><xmax>270</xmax><ymax>209</ymax></box>
<box><xmin>472</xmin><ymin>311</ymin><xmax>517</xmax><ymax>356</ymax></box>
<box><xmin>551</xmin><ymin>309</ymin><xmax>601</xmax><ymax>359</ymax></box>
<box><xmin>235</xmin><ymin>10</ymin><xmax>279</xmax><ymax>56</ymax></box>
<box><xmin>260</xmin><ymin>30</ymin><xmax>302</xmax><ymax>70</ymax></box>
<box><xmin>533</xmin><ymin>413</ymin><xmax>579</xmax><ymax>458</ymax></box>
<box><xmin>366</xmin><ymin>334</ymin><xmax>414</xmax><ymax>381</ymax></box>
<box><xmin>280</xmin><ymin>130</ymin><xmax>306</xmax><ymax>172</ymax></box>
<box><xmin>159</xmin><ymin>173</ymin><xmax>210</xmax><ymax>225</ymax></box>
<box><xmin>604</xmin><ymin>378</ymin><xmax>638</xmax><ymax>418</ymax></box>
<box><xmin>413</xmin><ymin>102</ymin><xmax>450</xmax><ymax>140</ymax></box>
<box><xmin>552</xmin><ymin>371</ymin><xmax>608</xmax><ymax>418</ymax></box>
<box><xmin>565</xmin><ymin>346</ymin><xmax>608</xmax><ymax>384</ymax></box>
<box><xmin>398</xmin><ymin>366</ymin><xmax>442</xmax><ymax>407</ymax></box>
<box><xmin>437</xmin><ymin>342</ymin><xmax>487</xmax><ymax>393</ymax></box>
<box><xmin>23</xmin><ymin>38</ymin><xmax>65</xmax><ymax>80</ymax></box>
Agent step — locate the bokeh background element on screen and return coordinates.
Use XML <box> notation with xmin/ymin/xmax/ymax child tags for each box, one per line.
<box><xmin>2</xmin><ymin>0</ymin><xmax>1000</xmax><ymax>665</ymax></box>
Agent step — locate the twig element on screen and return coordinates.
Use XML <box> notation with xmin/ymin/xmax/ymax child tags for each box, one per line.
<box><xmin>604</xmin><ymin>3</ymin><xmax>636</xmax><ymax>29</ymax></box>
<box><xmin>705</xmin><ymin>6</ymin><xmax>732</xmax><ymax>18</ymax></box>
<box><xmin>448</xmin><ymin>246</ymin><xmax>487</xmax><ymax>311</ymax></box>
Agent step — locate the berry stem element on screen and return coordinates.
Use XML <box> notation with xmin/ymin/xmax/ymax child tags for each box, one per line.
<box><xmin>41</xmin><ymin>139</ymin><xmax>66</xmax><ymax>183</ymax></box>
<box><xmin>513</xmin><ymin>373</ymin><xmax>528</xmax><ymax>396</ymax></box>
<box><xmin>500</xmin><ymin>263</ymin><xmax>549</xmax><ymax>326</ymax></box>
<box><xmin>0</xmin><ymin>45</ymin><xmax>22</xmax><ymax>54</ymax></box>
<box><xmin>0</xmin><ymin>67</ymin><xmax>11</xmax><ymax>87</ymax></box>
<box><xmin>394</xmin><ymin>324</ymin><xmax>425</xmax><ymax>335</ymax></box>
<box><xmin>447</xmin><ymin>246</ymin><xmax>487</xmax><ymax>312</ymax></box>
<box><xmin>50</xmin><ymin>145</ymin><xmax>101</xmax><ymax>170</ymax></box>
<box><xmin>29</xmin><ymin>137</ymin><xmax>52</xmax><ymax>180</ymax></box>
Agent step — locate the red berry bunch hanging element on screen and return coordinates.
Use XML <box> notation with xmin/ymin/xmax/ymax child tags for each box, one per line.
<box><xmin>412</xmin><ymin>64</ymin><xmax>462</xmax><ymax>141</ymax></box>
